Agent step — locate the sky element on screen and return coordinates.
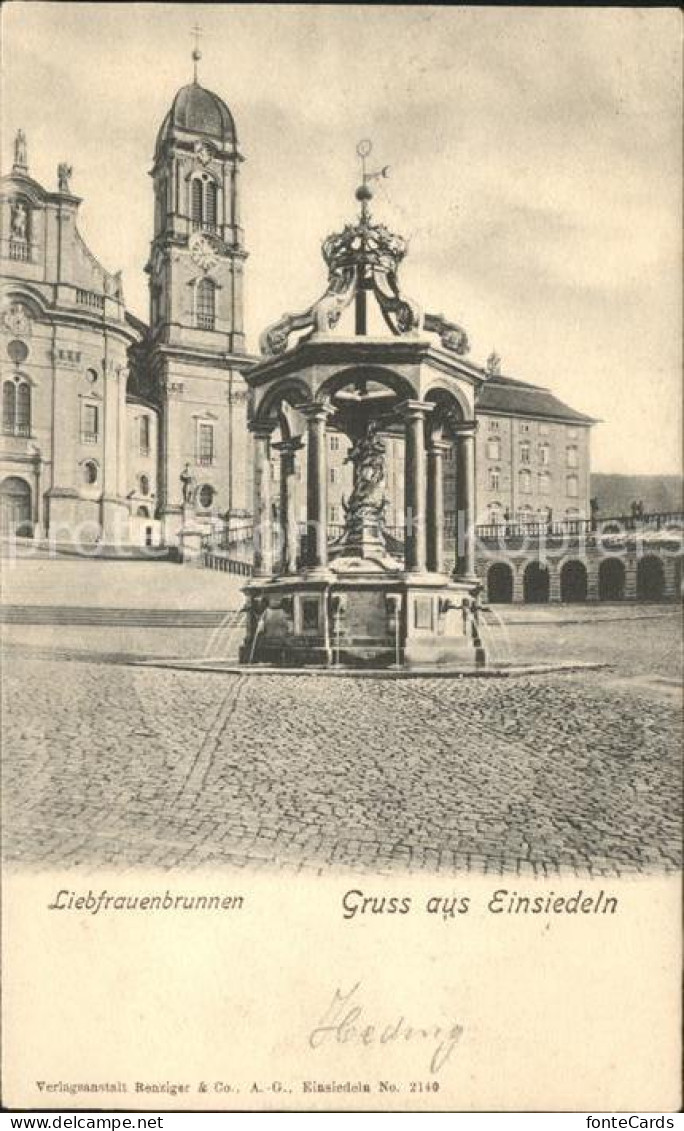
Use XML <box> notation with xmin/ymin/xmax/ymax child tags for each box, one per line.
<box><xmin>2</xmin><ymin>3</ymin><xmax>682</xmax><ymax>475</ymax></box>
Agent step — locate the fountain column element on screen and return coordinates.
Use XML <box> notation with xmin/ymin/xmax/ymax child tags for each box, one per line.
<box><xmin>401</xmin><ymin>400</ymin><xmax>433</xmax><ymax>575</ymax></box>
<box><xmin>301</xmin><ymin>401</ymin><xmax>332</xmax><ymax>572</ymax></box>
<box><xmin>426</xmin><ymin>438</ymin><xmax>448</xmax><ymax>574</ymax></box>
<box><xmin>250</xmin><ymin>421</ymin><xmax>274</xmax><ymax>577</ymax></box>
<box><xmin>272</xmin><ymin>436</ymin><xmax>303</xmax><ymax>574</ymax></box>
<box><xmin>454</xmin><ymin>420</ymin><xmax>477</xmax><ymax>580</ymax></box>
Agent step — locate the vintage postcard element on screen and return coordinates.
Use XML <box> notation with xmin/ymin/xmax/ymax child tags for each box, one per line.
<box><xmin>1</xmin><ymin>3</ymin><xmax>681</xmax><ymax>1114</ymax></box>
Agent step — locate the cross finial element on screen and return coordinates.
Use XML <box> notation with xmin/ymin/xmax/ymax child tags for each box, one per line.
<box><xmin>191</xmin><ymin>23</ymin><xmax>203</xmax><ymax>83</ymax></box>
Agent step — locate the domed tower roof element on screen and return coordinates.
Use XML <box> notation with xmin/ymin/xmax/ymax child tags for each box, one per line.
<box><xmin>155</xmin><ymin>81</ymin><xmax>237</xmax><ymax>158</ymax></box>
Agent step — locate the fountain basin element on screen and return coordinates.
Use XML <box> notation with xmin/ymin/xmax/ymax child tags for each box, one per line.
<box><xmin>239</xmin><ymin>571</ymin><xmax>486</xmax><ymax>669</ymax></box>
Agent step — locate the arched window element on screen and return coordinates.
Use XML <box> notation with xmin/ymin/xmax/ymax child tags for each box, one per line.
<box><xmin>2</xmin><ymin>380</ymin><xmax>30</xmax><ymax>436</ymax></box>
<box><xmin>191</xmin><ymin>179</ymin><xmax>203</xmax><ymax>225</ymax></box>
<box><xmin>3</xmin><ymin>382</ymin><xmax>16</xmax><ymax>434</ymax></box>
<box><xmin>488</xmin><ymin>502</ymin><xmax>503</xmax><ymax>523</ymax></box>
<box><xmin>519</xmin><ymin>469</ymin><xmax>532</xmax><ymax>494</ymax></box>
<box><xmin>16</xmin><ymin>383</ymin><xmax>30</xmax><ymax>435</ymax></box>
<box><xmin>486</xmin><ymin>437</ymin><xmax>501</xmax><ymax>460</ymax></box>
<box><xmin>196</xmin><ymin>279</ymin><xmax>215</xmax><ymax>330</ymax></box>
<box><xmin>205</xmin><ymin>181</ymin><xmax>217</xmax><ymax>228</ymax></box>
<box><xmin>139</xmin><ymin>474</ymin><xmax>150</xmax><ymax>496</ymax></box>
<box><xmin>539</xmin><ymin>471</ymin><xmax>551</xmax><ymax>495</ymax></box>
<box><xmin>489</xmin><ymin>467</ymin><xmax>500</xmax><ymax>490</ymax></box>
<box><xmin>139</xmin><ymin>415</ymin><xmax>150</xmax><ymax>455</ymax></box>
<box><xmin>566</xmin><ymin>474</ymin><xmax>579</xmax><ymax>498</ymax></box>
<box><xmin>566</xmin><ymin>445</ymin><xmax>578</xmax><ymax>468</ymax></box>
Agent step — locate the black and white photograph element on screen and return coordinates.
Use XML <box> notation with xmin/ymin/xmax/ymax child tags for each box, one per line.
<box><xmin>1</xmin><ymin>2</ymin><xmax>681</xmax><ymax>1116</ymax></box>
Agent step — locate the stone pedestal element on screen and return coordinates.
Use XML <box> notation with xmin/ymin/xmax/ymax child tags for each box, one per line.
<box><xmin>240</xmin><ymin>564</ymin><xmax>484</xmax><ymax>668</ymax></box>
<box><xmin>179</xmin><ymin>508</ymin><xmax>205</xmax><ymax>565</ymax></box>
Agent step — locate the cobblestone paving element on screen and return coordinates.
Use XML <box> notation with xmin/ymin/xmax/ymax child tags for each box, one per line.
<box><xmin>2</xmin><ymin>637</ymin><xmax>681</xmax><ymax>876</ymax></box>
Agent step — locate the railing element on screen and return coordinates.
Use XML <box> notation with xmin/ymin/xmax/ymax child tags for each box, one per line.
<box><xmin>80</xmin><ymin>431</ymin><xmax>99</xmax><ymax>445</ymax></box>
<box><xmin>8</xmin><ymin>240</ymin><xmax>30</xmax><ymax>262</ymax></box>
<box><xmin>191</xmin><ymin>221</ymin><xmax>219</xmax><ymax>234</ymax></box>
<box><xmin>3</xmin><ymin>423</ymin><xmax>31</xmax><ymax>438</ymax></box>
<box><xmin>76</xmin><ymin>289</ymin><xmax>105</xmax><ymax>310</ymax></box>
<box><xmin>475</xmin><ymin>512</ymin><xmax>684</xmax><ymax>540</ymax></box>
<box><xmin>202</xmin><ymin>549</ymin><xmax>253</xmax><ymax>576</ymax></box>
<box><xmin>197</xmin><ymin>512</ymin><xmax>683</xmax><ymax>573</ymax></box>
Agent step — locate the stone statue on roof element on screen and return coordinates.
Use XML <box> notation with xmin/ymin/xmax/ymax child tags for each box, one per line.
<box><xmin>13</xmin><ymin>130</ymin><xmax>27</xmax><ymax>170</ymax></box>
<box><xmin>58</xmin><ymin>163</ymin><xmax>73</xmax><ymax>193</ymax></box>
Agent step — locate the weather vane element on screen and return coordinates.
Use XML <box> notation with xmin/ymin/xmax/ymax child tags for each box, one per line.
<box><xmin>191</xmin><ymin>23</ymin><xmax>203</xmax><ymax>82</ymax></box>
<box><xmin>355</xmin><ymin>140</ymin><xmax>390</xmax><ymax>219</ymax></box>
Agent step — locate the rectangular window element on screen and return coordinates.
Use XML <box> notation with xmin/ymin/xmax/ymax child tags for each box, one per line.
<box><xmin>488</xmin><ymin>420</ymin><xmax>500</xmax><ymax>432</ymax></box>
<box><xmin>330</xmin><ymin>435</ymin><xmax>339</xmax><ymax>451</ymax></box>
<box><xmin>566</xmin><ymin>426</ymin><xmax>579</xmax><ymax>439</ymax></box>
<box><xmin>198</xmin><ymin>423</ymin><xmax>214</xmax><ymax>466</ymax></box>
<box><xmin>520</xmin><ymin>443</ymin><xmax>530</xmax><ymax>464</ymax></box>
<box><xmin>330</xmin><ymin>467</ymin><xmax>336</xmax><ymax>484</ymax></box>
<box><xmin>566</xmin><ymin>475</ymin><xmax>579</xmax><ymax>498</ymax></box>
<box><xmin>539</xmin><ymin>445</ymin><xmax>550</xmax><ymax>465</ymax></box>
<box><xmin>520</xmin><ymin>423</ymin><xmax>530</xmax><ymax>433</ymax></box>
<box><xmin>539</xmin><ymin>423</ymin><xmax>550</xmax><ymax>436</ymax></box>
<box><xmin>566</xmin><ymin>446</ymin><xmax>578</xmax><ymax>468</ymax></box>
<box><xmin>82</xmin><ymin>404</ymin><xmax>99</xmax><ymax>444</ymax></box>
<box><xmin>139</xmin><ymin>415</ymin><xmax>150</xmax><ymax>456</ymax></box>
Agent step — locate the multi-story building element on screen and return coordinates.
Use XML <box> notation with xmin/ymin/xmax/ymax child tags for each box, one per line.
<box><xmin>0</xmin><ymin>132</ymin><xmax>138</xmax><ymax>541</ymax></box>
<box><xmin>468</xmin><ymin>359</ymin><xmax>594</xmax><ymax>526</ymax></box>
<box><xmin>1</xmin><ymin>65</ymin><xmax>593</xmax><ymax>547</ymax></box>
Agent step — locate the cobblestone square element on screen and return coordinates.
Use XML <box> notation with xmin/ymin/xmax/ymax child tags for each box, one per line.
<box><xmin>2</xmin><ymin>610</ymin><xmax>681</xmax><ymax>876</ymax></box>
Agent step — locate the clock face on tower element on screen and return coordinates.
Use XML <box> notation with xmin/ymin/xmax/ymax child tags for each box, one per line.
<box><xmin>189</xmin><ymin>230</ymin><xmax>223</xmax><ymax>272</ymax></box>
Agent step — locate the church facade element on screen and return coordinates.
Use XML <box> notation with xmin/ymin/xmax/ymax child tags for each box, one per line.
<box><xmin>0</xmin><ymin>74</ymin><xmax>592</xmax><ymax>547</ymax></box>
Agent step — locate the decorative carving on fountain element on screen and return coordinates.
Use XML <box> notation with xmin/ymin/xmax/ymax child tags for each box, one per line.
<box><xmin>423</xmin><ymin>312</ymin><xmax>470</xmax><ymax>356</ymax></box>
<box><xmin>259</xmin><ymin>262</ymin><xmax>356</xmax><ymax>356</ymax></box>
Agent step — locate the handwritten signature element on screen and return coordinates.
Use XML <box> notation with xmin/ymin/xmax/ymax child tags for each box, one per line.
<box><xmin>308</xmin><ymin>982</ymin><xmax>464</xmax><ymax>1074</ymax></box>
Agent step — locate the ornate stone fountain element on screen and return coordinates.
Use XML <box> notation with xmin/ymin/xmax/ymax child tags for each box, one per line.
<box><xmin>239</xmin><ymin>143</ymin><xmax>486</xmax><ymax>668</ymax></box>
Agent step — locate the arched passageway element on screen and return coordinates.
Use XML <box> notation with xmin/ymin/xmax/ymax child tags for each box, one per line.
<box><xmin>0</xmin><ymin>476</ymin><xmax>32</xmax><ymax>536</ymax></box>
<box><xmin>599</xmin><ymin>558</ymin><xmax>625</xmax><ymax>601</ymax></box>
<box><xmin>636</xmin><ymin>556</ymin><xmax>665</xmax><ymax>601</ymax></box>
<box><xmin>487</xmin><ymin>562</ymin><xmax>513</xmax><ymax>604</ymax></box>
<box><xmin>560</xmin><ymin>559</ymin><xmax>588</xmax><ymax>602</ymax></box>
<box><xmin>523</xmin><ymin>561</ymin><xmax>550</xmax><ymax>603</ymax></box>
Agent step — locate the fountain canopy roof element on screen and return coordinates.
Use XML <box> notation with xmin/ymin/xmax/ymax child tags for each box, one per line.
<box><xmin>258</xmin><ymin>142</ymin><xmax>473</xmax><ymax>362</ymax></box>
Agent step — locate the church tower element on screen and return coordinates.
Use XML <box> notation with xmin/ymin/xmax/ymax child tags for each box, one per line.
<box><xmin>146</xmin><ymin>47</ymin><xmax>250</xmax><ymax>543</ymax></box>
